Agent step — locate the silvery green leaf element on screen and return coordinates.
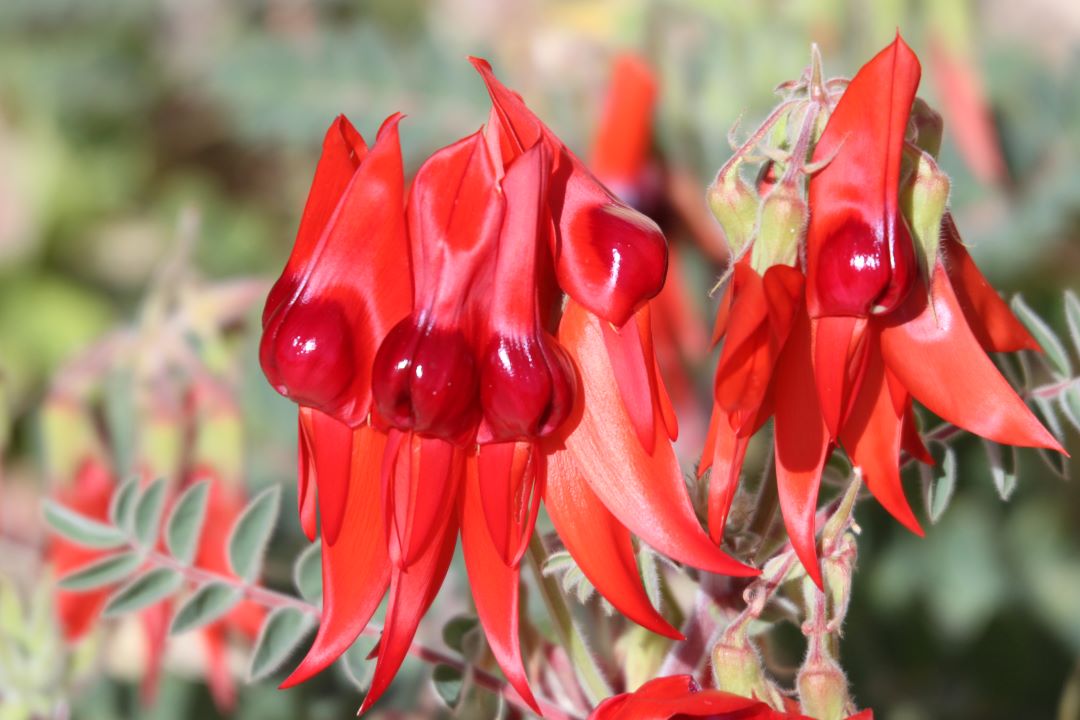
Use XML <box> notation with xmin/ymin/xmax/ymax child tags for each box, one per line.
<box><xmin>431</xmin><ymin>664</ymin><xmax>464</xmax><ymax>708</ymax></box>
<box><xmin>165</xmin><ymin>480</ymin><xmax>211</xmax><ymax>565</ymax></box>
<box><xmin>292</xmin><ymin>540</ymin><xmax>322</xmax><ymax>604</ymax></box>
<box><xmin>441</xmin><ymin>615</ymin><xmax>478</xmax><ymax>655</ymax></box>
<box><xmin>103</xmin><ymin>567</ymin><xmax>183</xmax><ymax>617</ymax></box>
<box><xmin>170</xmin><ymin>582</ymin><xmax>243</xmax><ymax>634</ymax></box>
<box><xmin>247</xmin><ymin>606</ymin><xmax>314</xmax><ymax>682</ymax></box>
<box><xmin>1059</xmin><ymin>385</ymin><xmax>1080</xmax><ymax>435</ymax></box>
<box><xmin>43</xmin><ymin>501</ymin><xmax>127</xmax><ymax>549</ymax></box>
<box><xmin>1011</xmin><ymin>295</ymin><xmax>1071</xmax><ymax>378</ymax></box>
<box><xmin>58</xmin><ymin>551</ymin><xmax>141</xmax><ymax>591</ymax></box>
<box><xmin>228</xmin><ymin>486</ymin><xmax>281</xmax><ymax>583</ymax></box>
<box><xmin>925</xmin><ymin>445</ymin><xmax>957</xmax><ymax>524</ymax></box>
<box><xmin>983</xmin><ymin>441</ymin><xmax>1019</xmax><ymax>501</ymax></box>
<box><xmin>339</xmin><ymin>635</ymin><xmax>378</xmax><ymax>691</ymax></box>
<box><xmin>109</xmin><ymin>478</ymin><xmax>140</xmax><ymax>534</ymax></box>
<box><xmin>133</xmin><ymin>478</ymin><xmax>168</xmax><ymax>549</ymax></box>
<box><xmin>1034</xmin><ymin>396</ymin><xmax>1065</xmax><ymax>443</ymax></box>
<box><xmin>1064</xmin><ymin>290</ymin><xmax>1080</xmax><ymax>359</ymax></box>
<box><xmin>638</xmin><ymin>546</ymin><xmax>661</xmax><ymax>610</ymax></box>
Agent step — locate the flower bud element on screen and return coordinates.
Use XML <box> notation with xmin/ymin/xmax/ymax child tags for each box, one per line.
<box><xmin>712</xmin><ymin>635</ymin><xmax>765</xmax><ymax>699</ymax></box>
<box><xmin>909</xmin><ymin>97</ymin><xmax>944</xmax><ymax>159</ymax></box>
<box><xmin>708</xmin><ymin>158</ymin><xmax>759</xmax><ymax>257</ymax></box>
<box><xmin>751</xmin><ymin>178</ymin><xmax>806</xmax><ymax>273</ymax></box>
<box><xmin>479</xmin><ymin>331</ymin><xmax>576</xmax><ymax>442</ymax></box>
<box><xmin>371</xmin><ymin>316</ymin><xmax>480</xmax><ymax>442</ymax></box>
<box><xmin>900</xmin><ymin>148</ymin><xmax>950</xmax><ymax>283</ymax></box>
<box><xmin>798</xmin><ymin>652</ymin><xmax>851</xmax><ymax>720</ymax></box>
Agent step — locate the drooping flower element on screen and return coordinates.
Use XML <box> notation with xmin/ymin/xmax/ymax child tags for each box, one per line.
<box><xmin>587</xmin><ymin>674</ymin><xmax>875</xmax><ymax>720</ymax></box>
<box><xmin>702</xmin><ymin>34</ymin><xmax>1063</xmax><ymax>586</ymax></box>
<box><xmin>261</xmin><ymin>58</ymin><xmax>757</xmax><ymax>713</ymax></box>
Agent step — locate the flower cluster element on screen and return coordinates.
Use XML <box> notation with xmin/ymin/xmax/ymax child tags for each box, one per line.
<box><xmin>260</xmin><ymin>58</ymin><xmax>755</xmax><ymax>712</ymax></box>
<box><xmin>702</xmin><ymin>34</ymin><xmax>1063</xmax><ymax>584</ymax></box>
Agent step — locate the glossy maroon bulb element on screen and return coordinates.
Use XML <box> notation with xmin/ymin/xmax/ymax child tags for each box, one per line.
<box><xmin>259</xmin><ymin>299</ymin><xmax>355</xmax><ymax>411</ymax></box>
<box><xmin>480</xmin><ymin>332</ymin><xmax>576</xmax><ymax>442</ymax></box>
<box><xmin>371</xmin><ymin>317</ymin><xmax>480</xmax><ymax>442</ymax></box>
<box><xmin>813</xmin><ymin>215</ymin><xmax>917</xmax><ymax>317</ymax></box>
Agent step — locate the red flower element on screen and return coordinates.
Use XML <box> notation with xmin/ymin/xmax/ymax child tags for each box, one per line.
<box><xmin>262</xmin><ymin>58</ymin><xmax>756</xmax><ymax>713</ymax></box>
<box><xmin>703</xmin><ymin>34</ymin><xmax>1063</xmax><ymax>586</ymax></box>
<box><xmin>588</xmin><ymin>674</ymin><xmax>874</xmax><ymax>720</ymax></box>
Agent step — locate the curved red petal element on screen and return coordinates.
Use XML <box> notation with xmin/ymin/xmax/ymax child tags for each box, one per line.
<box><xmin>602</xmin><ymin>310</ymin><xmax>657</xmax><ymax>454</ymax></box>
<box><xmin>282</xmin><ymin>427</ymin><xmax>391</xmax><ymax>688</ymax></box>
<box><xmin>302</xmin><ymin>408</ymin><xmax>353</xmax><ymax>545</ymax></box>
<box><xmin>811</xmin><ymin>315</ymin><xmax>870</xmax><ymax>440</ymax></box>
<box><xmin>880</xmin><ymin>263</ymin><xmax>1064</xmax><ymax>452</ymax></box>
<box><xmin>261</xmin><ymin>115</ymin><xmax>410</xmax><ymax>425</ymax></box>
<box><xmin>839</xmin><ymin>344</ymin><xmax>924</xmax><ymax>536</ymax></box>
<box><xmin>901</xmin><ymin>401</ymin><xmax>935</xmax><ymax>466</ymax></box>
<box><xmin>806</xmin><ymin>35</ymin><xmax>922</xmax><ymax>318</ymax></box>
<box><xmin>940</xmin><ymin>215</ymin><xmax>1039</xmax><ymax>353</ymax></box>
<box><xmin>359</xmin><ymin>512</ymin><xmax>458</xmax><ymax>715</ymax></box>
<box><xmin>589</xmin><ymin>674</ymin><xmax>791</xmax><ymax>720</ymax></box>
<box><xmin>558</xmin><ymin>300</ymin><xmax>756</xmax><ymax>577</ymax></box>
<box><xmin>545</xmin><ymin>447</ymin><xmax>682</xmax><ymax>639</ymax></box>
<box><xmin>772</xmin><ymin>308</ymin><xmax>829</xmax><ymax>588</ymax></box>
<box><xmin>461</xmin><ymin>453</ymin><xmax>541</xmax><ymax>714</ymax></box>
<box><xmin>706</xmin><ymin>407</ymin><xmax>753</xmax><ymax>544</ymax></box>
<box><xmin>296</xmin><ymin>414</ymin><xmax>318</xmax><ymax>541</ymax></box>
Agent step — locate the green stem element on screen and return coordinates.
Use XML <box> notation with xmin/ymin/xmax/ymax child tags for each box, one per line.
<box><xmin>525</xmin><ymin>533</ymin><xmax>612</xmax><ymax>706</ymax></box>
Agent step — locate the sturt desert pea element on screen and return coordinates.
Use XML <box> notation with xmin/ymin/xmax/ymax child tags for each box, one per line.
<box><xmin>260</xmin><ymin>57</ymin><xmax>758</xmax><ymax>713</ymax></box>
<box><xmin>701</xmin><ymin>34</ymin><xmax>1062</xmax><ymax>586</ymax></box>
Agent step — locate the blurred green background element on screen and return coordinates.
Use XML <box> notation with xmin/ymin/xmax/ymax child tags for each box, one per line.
<box><xmin>1</xmin><ymin>0</ymin><xmax>1078</xmax><ymax>718</ymax></box>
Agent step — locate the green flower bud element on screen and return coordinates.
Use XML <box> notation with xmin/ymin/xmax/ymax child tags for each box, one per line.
<box><xmin>751</xmin><ymin>178</ymin><xmax>806</xmax><ymax>273</ymax></box>
<box><xmin>798</xmin><ymin>651</ymin><xmax>851</xmax><ymax>720</ymax></box>
<box><xmin>910</xmin><ymin>97</ymin><xmax>944</xmax><ymax>159</ymax></box>
<box><xmin>900</xmin><ymin>147</ymin><xmax>951</xmax><ymax>283</ymax></box>
<box><xmin>708</xmin><ymin>158</ymin><xmax>759</xmax><ymax>257</ymax></box>
<box><xmin>712</xmin><ymin>634</ymin><xmax>765</xmax><ymax>699</ymax></box>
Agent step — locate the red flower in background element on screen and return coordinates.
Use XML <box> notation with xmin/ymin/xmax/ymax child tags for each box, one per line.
<box><xmin>702</xmin><ymin>35</ymin><xmax>1063</xmax><ymax>586</ymax></box>
<box><xmin>261</xmin><ymin>57</ymin><xmax>756</xmax><ymax>713</ymax></box>
<box><xmin>588</xmin><ymin>674</ymin><xmax>874</xmax><ymax>720</ymax></box>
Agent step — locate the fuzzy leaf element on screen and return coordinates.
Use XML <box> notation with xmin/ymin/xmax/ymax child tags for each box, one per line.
<box><xmin>228</xmin><ymin>486</ymin><xmax>281</xmax><ymax>583</ymax></box>
<box><xmin>103</xmin><ymin>567</ymin><xmax>182</xmax><ymax>617</ymax></box>
<box><xmin>170</xmin><ymin>581</ymin><xmax>243</xmax><ymax>634</ymax></box>
<box><xmin>442</xmin><ymin>615</ymin><xmax>478</xmax><ymax>655</ymax></box>
<box><xmin>109</xmin><ymin>478</ymin><xmax>140</xmax><ymax>534</ymax></box>
<box><xmin>1011</xmin><ymin>295</ymin><xmax>1072</xmax><ymax>378</ymax></box>
<box><xmin>339</xmin><ymin>635</ymin><xmax>378</xmax><ymax>691</ymax></box>
<box><xmin>133</xmin><ymin>478</ymin><xmax>168</xmax><ymax>548</ymax></box>
<box><xmin>983</xmin><ymin>441</ymin><xmax>1019</xmax><ymax>501</ymax></box>
<box><xmin>248</xmin><ymin>605</ymin><xmax>314</xmax><ymax>681</ymax></box>
<box><xmin>1059</xmin><ymin>386</ymin><xmax>1080</xmax><ymax>435</ymax></box>
<box><xmin>432</xmin><ymin>664</ymin><xmax>464</xmax><ymax>708</ymax></box>
<box><xmin>43</xmin><ymin>501</ymin><xmax>127</xmax><ymax>549</ymax></box>
<box><xmin>1064</xmin><ymin>290</ymin><xmax>1080</xmax><ymax>359</ymax></box>
<box><xmin>166</xmin><ymin>480</ymin><xmax>211</xmax><ymax>565</ymax></box>
<box><xmin>58</xmin><ymin>551</ymin><xmax>141</xmax><ymax>591</ymax></box>
<box><xmin>925</xmin><ymin>445</ymin><xmax>957</xmax><ymax>523</ymax></box>
<box><xmin>292</xmin><ymin>540</ymin><xmax>322</xmax><ymax>603</ymax></box>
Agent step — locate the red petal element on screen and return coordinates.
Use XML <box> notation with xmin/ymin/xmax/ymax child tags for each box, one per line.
<box><xmin>282</xmin><ymin>426</ymin><xmax>391</xmax><ymax>687</ymax></box>
<box><xmin>558</xmin><ymin>300</ymin><xmax>756</xmax><ymax>577</ymax></box>
<box><xmin>880</xmin><ymin>262</ymin><xmax>1064</xmax><ymax>452</ymax></box>
<box><xmin>261</xmin><ymin>115</ymin><xmax>410</xmax><ymax>425</ymax></box>
<box><xmin>301</xmin><ymin>408</ymin><xmax>353</xmax><ymax>545</ymax></box>
<box><xmin>545</xmin><ymin>447</ymin><xmax>682</xmax><ymax>639</ymax></box>
<box><xmin>382</xmin><ymin>432</ymin><xmax>464</xmax><ymax>568</ymax></box>
<box><xmin>901</xmin><ymin>400</ymin><xmax>935</xmax><ymax>466</ymax></box>
<box><xmin>806</xmin><ymin>35</ymin><xmax>922</xmax><ymax>318</ymax></box>
<box><xmin>469</xmin><ymin>56</ymin><xmax>667</xmax><ymax>326</ymax></box>
<box><xmin>203</xmin><ymin>625</ymin><xmax>237</xmax><ymax>712</ymax></box>
<box><xmin>460</xmin><ymin>452</ymin><xmax>541</xmax><ymax>714</ymax></box>
<box><xmin>296</xmin><ymin>414</ymin><xmax>318</xmax><ymax>541</ymax></box>
<box><xmin>590</xmin><ymin>53</ymin><xmax>658</xmax><ymax>187</ymax></box>
<box><xmin>706</xmin><ymin>407</ymin><xmax>753</xmax><ymax>544</ymax></box>
<box><xmin>772</xmin><ymin>307</ymin><xmax>830</xmax><ymax>588</ymax></box>
<box><xmin>359</xmin><ymin>512</ymin><xmax>458</xmax><ymax>714</ymax></box>
<box><xmin>839</xmin><ymin>343</ymin><xmax>924</xmax><ymax>536</ymax></box>
<box><xmin>811</xmin><ymin>315</ymin><xmax>870</xmax><ymax>440</ymax></box>
<box><xmin>590</xmin><ymin>674</ymin><xmax>792</xmax><ymax>720</ymax></box>
<box><xmin>475</xmin><ymin>442</ymin><xmax>543</xmax><ymax>566</ymax></box>
<box><xmin>940</xmin><ymin>215</ymin><xmax>1039</xmax><ymax>353</ymax></box>
<box><xmin>603</xmin><ymin>310</ymin><xmax>657</xmax><ymax>454</ymax></box>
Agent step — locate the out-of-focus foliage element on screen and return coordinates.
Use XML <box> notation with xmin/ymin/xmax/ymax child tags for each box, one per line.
<box><xmin>1</xmin><ymin>0</ymin><xmax>1078</xmax><ymax>719</ymax></box>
